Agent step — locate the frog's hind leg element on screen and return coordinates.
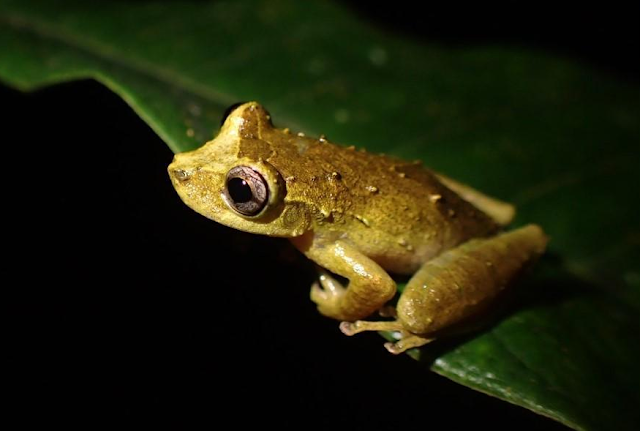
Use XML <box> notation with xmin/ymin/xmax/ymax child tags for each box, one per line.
<box><xmin>340</xmin><ymin>320</ymin><xmax>435</xmax><ymax>354</ymax></box>
<box><xmin>341</xmin><ymin>225</ymin><xmax>548</xmax><ymax>355</ymax></box>
<box><xmin>434</xmin><ymin>172</ymin><xmax>515</xmax><ymax>226</ymax></box>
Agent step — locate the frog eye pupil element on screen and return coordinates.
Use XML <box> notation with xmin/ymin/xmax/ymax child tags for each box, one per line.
<box><xmin>224</xmin><ymin>166</ymin><xmax>269</xmax><ymax>216</ymax></box>
<box><xmin>227</xmin><ymin>178</ymin><xmax>253</xmax><ymax>203</ymax></box>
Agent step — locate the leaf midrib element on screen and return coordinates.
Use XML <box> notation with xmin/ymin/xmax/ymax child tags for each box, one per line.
<box><xmin>1</xmin><ymin>11</ymin><xmax>238</xmax><ymax>107</ymax></box>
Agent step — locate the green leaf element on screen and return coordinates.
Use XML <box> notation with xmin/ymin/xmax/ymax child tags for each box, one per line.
<box><xmin>1</xmin><ymin>1</ymin><xmax>638</xmax><ymax>430</ymax></box>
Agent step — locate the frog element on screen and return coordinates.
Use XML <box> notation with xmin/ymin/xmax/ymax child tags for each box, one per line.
<box><xmin>168</xmin><ymin>102</ymin><xmax>548</xmax><ymax>354</ymax></box>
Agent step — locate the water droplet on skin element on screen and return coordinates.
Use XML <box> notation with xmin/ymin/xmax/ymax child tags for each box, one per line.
<box><xmin>297</xmin><ymin>132</ymin><xmax>305</xmax><ymax>137</ymax></box>
<box><xmin>318</xmin><ymin>134</ymin><xmax>327</xmax><ymax>143</ymax></box>
<box><xmin>397</xmin><ymin>238</ymin><xmax>414</xmax><ymax>251</ymax></box>
<box><xmin>429</xmin><ymin>194</ymin><xmax>442</xmax><ymax>203</ymax></box>
<box><xmin>330</xmin><ymin>171</ymin><xmax>342</xmax><ymax>180</ymax></box>
<box><xmin>366</xmin><ymin>185</ymin><xmax>379</xmax><ymax>194</ymax></box>
<box><xmin>285</xmin><ymin>176</ymin><xmax>296</xmax><ymax>182</ymax></box>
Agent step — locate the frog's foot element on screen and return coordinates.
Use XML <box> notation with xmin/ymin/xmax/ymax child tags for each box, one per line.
<box><xmin>310</xmin><ymin>270</ymin><xmax>347</xmax><ymax>318</ymax></box>
<box><xmin>383</xmin><ymin>334</ymin><xmax>434</xmax><ymax>355</ymax></box>
<box><xmin>339</xmin><ymin>320</ymin><xmax>434</xmax><ymax>355</ymax></box>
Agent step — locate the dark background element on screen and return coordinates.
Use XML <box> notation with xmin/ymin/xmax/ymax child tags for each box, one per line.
<box><xmin>4</xmin><ymin>3</ymin><xmax>637</xmax><ymax>429</ymax></box>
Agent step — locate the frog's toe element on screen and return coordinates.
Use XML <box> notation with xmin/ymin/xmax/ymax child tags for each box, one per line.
<box><xmin>384</xmin><ymin>335</ymin><xmax>434</xmax><ymax>355</ymax></box>
<box><xmin>339</xmin><ymin>321</ymin><xmax>358</xmax><ymax>336</ymax></box>
<box><xmin>340</xmin><ymin>319</ymin><xmax>434</xmax><ymax>354</ymax></box>
<box><xmin>317</xmin><ymin>270</ymin><xmax>346</xmax><ymax>295</ymax></box>
<box><xmin>310</xmin><ymin>281</ymin><xmax>329</xmax><ymax>302</ymax></box>
<box><xmin>310</xmin><ymin>271</ymin><xmax>346</xmax><ymax>311</ymax></box>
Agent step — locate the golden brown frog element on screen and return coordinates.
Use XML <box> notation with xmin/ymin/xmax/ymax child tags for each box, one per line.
<box><xmin>168</xmin><ymin>102</ymin><xmax>548</xmax><ymax>354</ymax></box>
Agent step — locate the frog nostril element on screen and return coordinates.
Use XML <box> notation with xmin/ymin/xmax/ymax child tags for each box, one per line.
<box><xmin>173</xmin><ymin>169</ymin><xmax>190</xmax><ymax>182</ymax></box>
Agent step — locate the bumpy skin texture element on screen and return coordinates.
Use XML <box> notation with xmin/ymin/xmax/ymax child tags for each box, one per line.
<box><xmin>168</xmin><ymin>102</ymin><xmax>548</xmax><ymax>353</ymax></box>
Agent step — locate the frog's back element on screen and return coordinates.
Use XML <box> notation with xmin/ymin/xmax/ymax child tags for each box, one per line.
<box><xmin>286</xmin><ymin>139</ymin><xmax>501</xmax><ymax>274</ymax></box>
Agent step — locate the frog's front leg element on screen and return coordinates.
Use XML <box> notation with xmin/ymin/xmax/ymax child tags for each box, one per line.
<box><xmin>291</xmin><ymin>233</ymin><xmax>396</xmax><ymax>321</ymax></box>
<box><xmin>341</xmin><ymin>224</ymin><xmax>548</xmax><ymax>354</ymax></box>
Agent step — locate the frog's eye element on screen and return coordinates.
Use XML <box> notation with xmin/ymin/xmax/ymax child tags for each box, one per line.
<box><xmin>220</xmin><ymin>102</ymin><xmax>247</xmax><ymax>126</ymax></box>
<box><xmin>223</xmin><ymin>166</ymin><xmax>269</xmax><ymax>216</ymax></box>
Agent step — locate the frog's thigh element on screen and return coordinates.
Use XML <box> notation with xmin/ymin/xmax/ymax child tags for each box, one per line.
<box><xmin>398</xmin><ymin>224</ymin><xmax>548</xmax><ymax>336</ymax></box>
<box><xmin>434</xmin><ymin>173</ymin><xmax>515</xmax><ymax>225</ymax></box>
<box><xmin>304</xmin><ymin>240</ymin><xmax>396</xmax><ymax>321</ymax></box>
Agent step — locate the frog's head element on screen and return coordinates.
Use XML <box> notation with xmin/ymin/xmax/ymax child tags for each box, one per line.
<box><xmin>168</xmin><ymin>102</ymin><xmax>311</xmax><ymax>237</ymax></box>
